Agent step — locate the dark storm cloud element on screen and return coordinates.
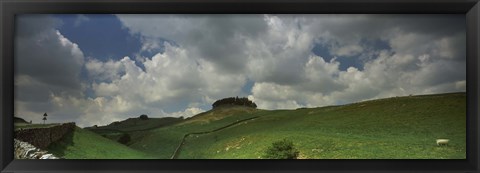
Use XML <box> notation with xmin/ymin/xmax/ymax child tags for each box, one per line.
<box><xmin>301</xmin><ymin>14</ymin><xmax>465</xmax><ymax>62</ymax></box>
<box><xmin>14</xmin><ymin>15</ymin><xmax>87</xmax><ymax>124</ymax></box>
<box><xmin>305</xmin><ymin>14</ymin><xmax>464</xmax><ymax>41</ymax></box>
<box><xmin>16</xmin><ymin>15</ymin><xmax>60</xmax><ymax>38</ymax></box>
<box><xmin>20</xmin><ymin>101</ymin><xmax>55</xmax><ymax>114</ymax></box>
<box><xmin>15</xmin><ymin>15</ymin><xmax>85</xmax><ymax>94</ymax></box>
<box><xmin>15</xmin><ymin>75</ymin><xmax>53</xmax><ymax>103</ymax></box>
<box><xmin>393</xmin><ymin>15</ymin><xmax>464</xmax><ymax>37</ymax></box>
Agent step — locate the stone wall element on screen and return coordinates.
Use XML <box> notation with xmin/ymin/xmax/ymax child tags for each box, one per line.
<box><xmin>14</xmin><ymin>139</ymin><xmax>59</xmax><ymax>159</ymax></box>
<box><xmin>14</xmin><ymin>122</ymin><xmax>76</xmax><ymax>149</ymax></box>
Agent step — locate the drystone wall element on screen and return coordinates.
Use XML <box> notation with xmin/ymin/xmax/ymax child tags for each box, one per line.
<box><xmin>14</xmin><ymin>139</ymin><xmax>59</xmax><ymax>159</ymax></box>
<box><xmin>14</xmin><ymin>122</ymin><xmax>76</xmax><ymax>149</ymax></box>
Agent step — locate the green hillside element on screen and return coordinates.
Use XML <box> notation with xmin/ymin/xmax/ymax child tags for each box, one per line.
<box><xmin>126</xmin><ymin>106</ymin><xmax>267</xmax><ymax>158</ymax></box>
<box><xmin>86</xmin><ymin>116</ymin><xmax>184</xmax><ymax>143</ymax></box>
<box><xmin>47</xmin><ymin>127</ymin><xmax>156</xmax><ymax>159</ymax></box>
<box><xmin>125</xmin><ymin>92</ymin><xmax>466</xmax><ymax>159</ymax></box>
<box><xmin>88</xmin><ymin>116</ymin><xmax>184</xmax><ymax>132</ymax></box>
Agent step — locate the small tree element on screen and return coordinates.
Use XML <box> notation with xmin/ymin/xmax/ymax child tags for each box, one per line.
<box><xmin>263</xmin><ymin>139</ymin><xmax>299</xmax><ymax>159</ymax></box>
<box><xmin>118</xmin><ymin>133</ymin><xmax>131</xmax><ymax>145</ymax></box>
<box><xmin>42</xmin><ymin>113</ymin><xmax>48</xmax><ymax>124</ymax></box>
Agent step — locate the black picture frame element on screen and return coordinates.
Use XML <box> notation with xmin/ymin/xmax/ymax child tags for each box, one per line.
<box><xmin>1</xmin><ymin>0</ymin><xmax>479</xmax><ymax>172</ymax></box>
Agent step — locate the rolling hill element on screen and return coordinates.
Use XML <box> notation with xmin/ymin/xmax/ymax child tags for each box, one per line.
<box><xmin>118</xmin><ymin>92</ymin><xmax>465</xmax><ymax>159</ymax></box>
<box><xmin>85</xmin><ymin>116</ymin><xmax>184</xmax><ymax>143</ymax></box>
<box><xmin>51</xmin><ymin>92</ymin><xmax>465</xmax><ymax>159</ymax></box>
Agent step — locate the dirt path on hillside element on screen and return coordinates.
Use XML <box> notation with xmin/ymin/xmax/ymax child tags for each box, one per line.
<box><xmin>170</xmin><ymin>116</ymin><xmax>259</xmax><ymax>159</ymax></box>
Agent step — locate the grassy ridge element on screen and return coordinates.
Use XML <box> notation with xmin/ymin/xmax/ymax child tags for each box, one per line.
<box><xmin>91</xmin><ymin>117</ymin><xmax>184</xmax><ymax>132</ymax></box>
<box><xmin>86</xmin><ymin>117</ymin><xmax>184</xmax><ymax>143</ymax></box>
<box><xmin>127</xmin><ymin>106</ymin><xmax>267</xmax><ymax>158</ymax></box>
<box><xmin>47</xmin><ymin>127</ymin><xmax>156</xmax><ymax>159</ymax></box>
<box><xmin>128</xmin><ymin>92</ymin><xmax>465</xmax><ymax>159</ymax></box>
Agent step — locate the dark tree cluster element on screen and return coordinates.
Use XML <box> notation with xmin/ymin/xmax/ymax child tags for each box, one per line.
<box><xmin>139</xmin><ymin>114</ymin><xmax>149</xmax><ymax>120</ymax></box>
<box><xmin>117</xmin><ymin>133</ymin><xmax>131</xmax><ymax>145</ymax></box>
<box><xmin>212</xmin><ymin>96</ymin><xmax>257</xmax><ymax>109</ymax></box>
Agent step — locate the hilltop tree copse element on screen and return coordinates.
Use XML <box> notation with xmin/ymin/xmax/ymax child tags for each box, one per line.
<box><xmin>263</xmin><ymin>139</ymin><xmax>299</xmax><ymax>159</ymax></box>
<box><xmin>212</xmin><ymin>96</ymin><xmax>257</xmax><ymax>109</ymax></box>
<box><xmin>139</xmin><ymin>114</ymin><xmax>149</xmax><ymax>120</ymax></box>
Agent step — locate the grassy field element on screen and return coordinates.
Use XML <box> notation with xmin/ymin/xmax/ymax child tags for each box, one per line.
<box><xmin>47</xmin><ymin>127</ymin><xmax>156</xmax><ymax>159</ymax></box>
<box><xmin>126</xmin><ymin>106</ymin><xmax>267</xmax><ymax>158</ymax></box>
<box><xmin>42</xmin><ymin>92</ymin><xmax>466</xmax><ymax>159</ymax></box>
<box><xmin>123</xmin><ymin>92</ymin><xmax>466</xmax><ymax>159</ymax></box>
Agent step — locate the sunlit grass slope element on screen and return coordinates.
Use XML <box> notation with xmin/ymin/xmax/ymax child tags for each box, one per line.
<box><xmin>129</xmin><ymin>92</ymin><xmax>466</xmax><ymax>159</ymax></box>
<box><xmin>48</xmin><ymin>127</ymin><xmax>156</xmax><ymax>159</ymax></box>
<box><xmin>128</xmin><ymin>106</ymin><xmax>269</xmax><ymax>158</ymax></box>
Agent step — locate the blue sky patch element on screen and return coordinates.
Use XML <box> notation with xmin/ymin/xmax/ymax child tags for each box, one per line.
<box><xmin>55</xmin><ymin>14</ymin><xmax>142</xmax><ymax>61</ymax></box>
<box><xmin>312</xmin><ymin>43</ymin><xmax>365</xmax><ymax>71</ymax></box>
<box><xmin>241</xmin><ymin>79</ymin><xmax>255</xmax><ymax>96</ymax></box>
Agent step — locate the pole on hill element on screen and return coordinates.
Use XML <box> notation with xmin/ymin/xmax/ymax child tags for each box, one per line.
<box><xmin>43</xmin><ymin>113</ymin><xmax>48</xmax><ymax>124</ymax></box>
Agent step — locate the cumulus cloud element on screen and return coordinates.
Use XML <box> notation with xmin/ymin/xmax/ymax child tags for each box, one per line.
<box><xmin>117</xmin><ymin>14</ymin><xmax>268</xmax><ymax>74</ymax></box>
<box><xmin>332</xmin><ymin>45</ymin><xmax>364</xmax><ymax>57</ymax></box>
<box><xmin>85</xmin><ymin>58</ymin><xmax>126</xmax><ymax>82</ymax></box>
<box><xmin>78</xmin><ymin>43</ymin><xmax>245</xmax><ymax>126</ymax></box>
<box><xmin>15</xmin><ymin>14</ymin><xmax>466</xmax><ymax>127</ymax></box>
<box><xmin>243</xmin><ymin>15</ymin><xmax>465</xmax><ymax>108</ymax></box>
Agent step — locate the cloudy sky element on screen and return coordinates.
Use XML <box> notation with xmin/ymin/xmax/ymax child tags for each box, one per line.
<box><xmin>14</xmin><ymin>14</ymin><xmax>466</xmax><ymax>127</ymax></box>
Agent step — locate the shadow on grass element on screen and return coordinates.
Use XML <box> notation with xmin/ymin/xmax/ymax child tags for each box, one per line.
<box><xmin>47</xmin><ymin>130</ymin><xmax>74</xmax><ymax>158</ymax></box>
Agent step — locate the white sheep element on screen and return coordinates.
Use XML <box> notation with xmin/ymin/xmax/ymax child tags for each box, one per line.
<box><xmin>436</xmin><ymin>139</ymin><xmax>449</xmax><ymax>146</ymax></box>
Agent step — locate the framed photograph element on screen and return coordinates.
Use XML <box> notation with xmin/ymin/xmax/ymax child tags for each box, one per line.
<box><xmin>1</xmin><ymin>0</ymin><xmax>479</xmax><ymax>172</ymax></box>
